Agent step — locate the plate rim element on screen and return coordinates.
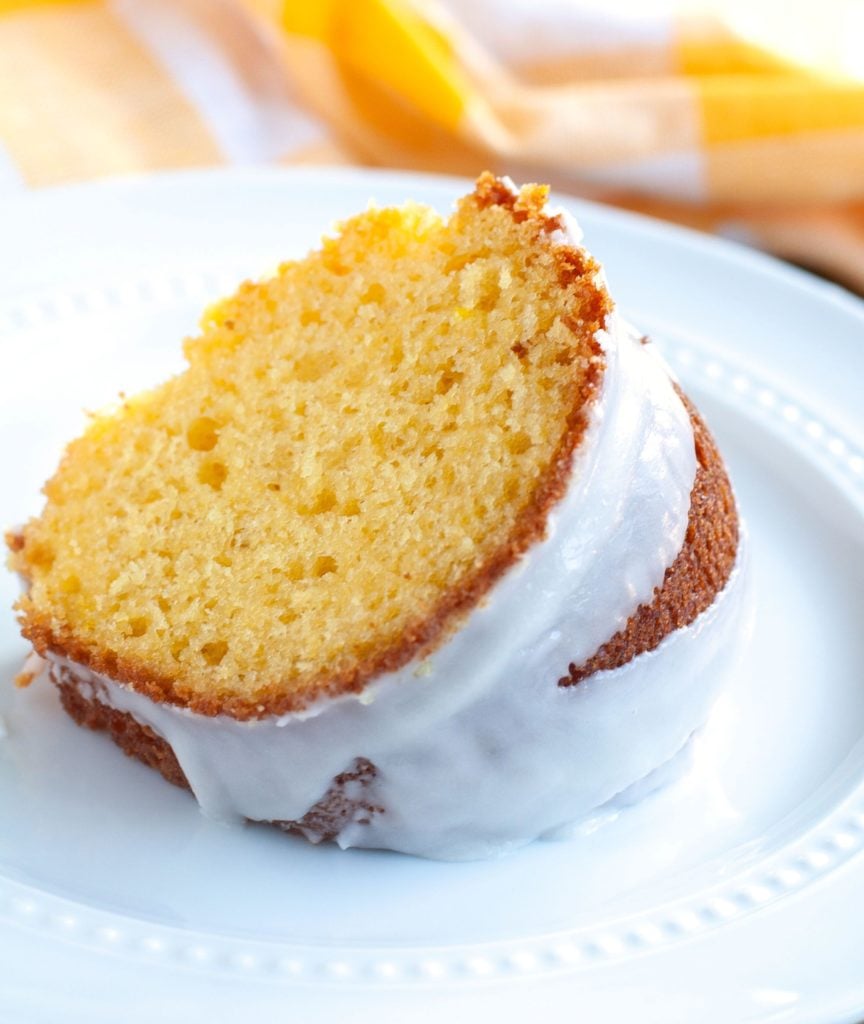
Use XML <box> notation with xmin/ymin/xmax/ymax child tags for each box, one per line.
<box><xmin>4</xmin><ymin>162</ymin><xmax>864</xmax><ymax>316</ymax></box>
<box><xmin>2</xmin><ymin>164</ymin><xmax>864</xmax><ymax>1022</ymax></box>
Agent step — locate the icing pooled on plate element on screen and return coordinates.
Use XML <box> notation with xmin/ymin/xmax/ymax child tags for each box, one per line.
<box><xmin>44</xmin><ymin>306</ymin><xmax>735</xmax><ymax>860</ymax></box>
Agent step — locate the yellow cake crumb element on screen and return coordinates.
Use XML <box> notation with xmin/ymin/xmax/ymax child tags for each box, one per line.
<box><xmin>11</xmin><ymin>174</ymin><xmax>610</xmax><ymax>715</ymax></box>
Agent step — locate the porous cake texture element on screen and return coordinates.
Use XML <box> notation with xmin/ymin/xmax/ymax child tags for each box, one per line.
<box><xmin>8</xmin><ymin>174</ymin><xmax>743</xmax><ymax>859</ymax></box>
<box><xmin>11</xmin><ymin>174</ymin><xmax>609</xmax><ymax>718</ymax></box>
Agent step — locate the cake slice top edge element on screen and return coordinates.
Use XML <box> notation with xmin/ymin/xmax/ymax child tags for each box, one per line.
<box><xmin>10</xmin><ymin>172</ymin><xmax>611</xmax><ymax>719</ymax></box>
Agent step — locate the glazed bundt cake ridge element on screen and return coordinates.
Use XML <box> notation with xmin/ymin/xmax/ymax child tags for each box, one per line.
<box><xmin>11</xmin><ymin>173</ymin><xmax>610</xmax><ymax>719</ymax></box>
<box><xmin>8</xmin><ymin>173</ymin><xmax>749</xmax><ymax>859</ymax></box>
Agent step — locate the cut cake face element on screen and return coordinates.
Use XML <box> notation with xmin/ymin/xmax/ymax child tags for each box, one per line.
<box><xmin>8</xmin><ymin>174</ymin><xmax>745</xmax><ymax>859</ymax></box>
<box><xmin>11</xmin><ymin>174</ymin><xmax>610</xmax><ymax>718</ymax></box>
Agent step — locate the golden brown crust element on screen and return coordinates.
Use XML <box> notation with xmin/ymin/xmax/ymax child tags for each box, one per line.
<box><xmin>4</xmin><ymin>528</ymin><xmax>24</xmax><ymax>555</ymax></box>
<box><xmin>559</xmin><ymin>389</ymin><xmax>739</xmax><ymax>686</ymax></box>
<box><xmin>46</xmin><ymin>392</ymin><xmax>737</xmax><ymax>830</ymax></box>
<box><xmin>55</xmin><ymin>667</ymin><xmax>189</xmax><ymax>789</ymax></box>
<box><xmin>15</xmin><ymin>173</ymin><xmax>612</xmax><ymax>721</ymax></box>
<box><xmin>274</xmin><ymin>758</ymin><xmax>383</xmax><ymax>842</ymax></box>
<box><xmin>53</xmin><ymin>666</ymin><xmax>381</xmax><ymax>841</ymax></box>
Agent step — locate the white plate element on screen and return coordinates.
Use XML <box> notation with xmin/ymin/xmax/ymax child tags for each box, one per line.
<box><xmin>1</xmin><ymin>168</ymin><xmax>863</xmax><ymax>1024</ymax></box>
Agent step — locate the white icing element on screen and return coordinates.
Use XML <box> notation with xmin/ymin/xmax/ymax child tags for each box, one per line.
<box><xmin>36</xmin><ymin>197</ymin><xmax>747</xmax><ymax>860</ymax></box>
<box><xmin>53</xmin><ymin>544</ymin><xmax>748</xmax><ymax>860</ymax></box>
<box><xmin>19</xmin><ymin>651</ymin><xmax>46</xmax><ymax>679</ymax></box>
<box><xmin>548</xmin><ymin>206</ymin><xmax>584</xmax><ymax>247</ymax></box>
<box><xmin>40</xmin><ymin>299</ymin><xmax>725</xmax><ymax>860</ymax></box>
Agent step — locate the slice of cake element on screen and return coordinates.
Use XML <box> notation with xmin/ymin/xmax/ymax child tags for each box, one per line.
<box><xmin>8</xmin><ymin>174</ymin><xmax>743</xmax><ymax>859</ymax></box>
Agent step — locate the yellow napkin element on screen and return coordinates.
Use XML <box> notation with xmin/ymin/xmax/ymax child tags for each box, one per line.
<box><xmin>2</xmin><ymin>0</ymin><xmax>863</xmax><ymax>293</ymax></box>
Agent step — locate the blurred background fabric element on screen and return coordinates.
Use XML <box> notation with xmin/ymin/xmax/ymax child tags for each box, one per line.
<box><xmin>2</xmin><ymin>0</ymin><xmax>864</xmax><ymax>293</ymax></box>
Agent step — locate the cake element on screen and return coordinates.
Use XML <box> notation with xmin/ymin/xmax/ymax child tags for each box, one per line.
<box><xmin>8</xmin><ymin>173</ymin><xmax>743</xmax><ymax>859</ymax></box>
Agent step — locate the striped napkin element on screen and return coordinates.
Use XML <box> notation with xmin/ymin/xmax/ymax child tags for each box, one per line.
<box><xmin>2</xmin><ymin>0</ymin><xmax>863</xmax><ymax>292</ymax></box>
